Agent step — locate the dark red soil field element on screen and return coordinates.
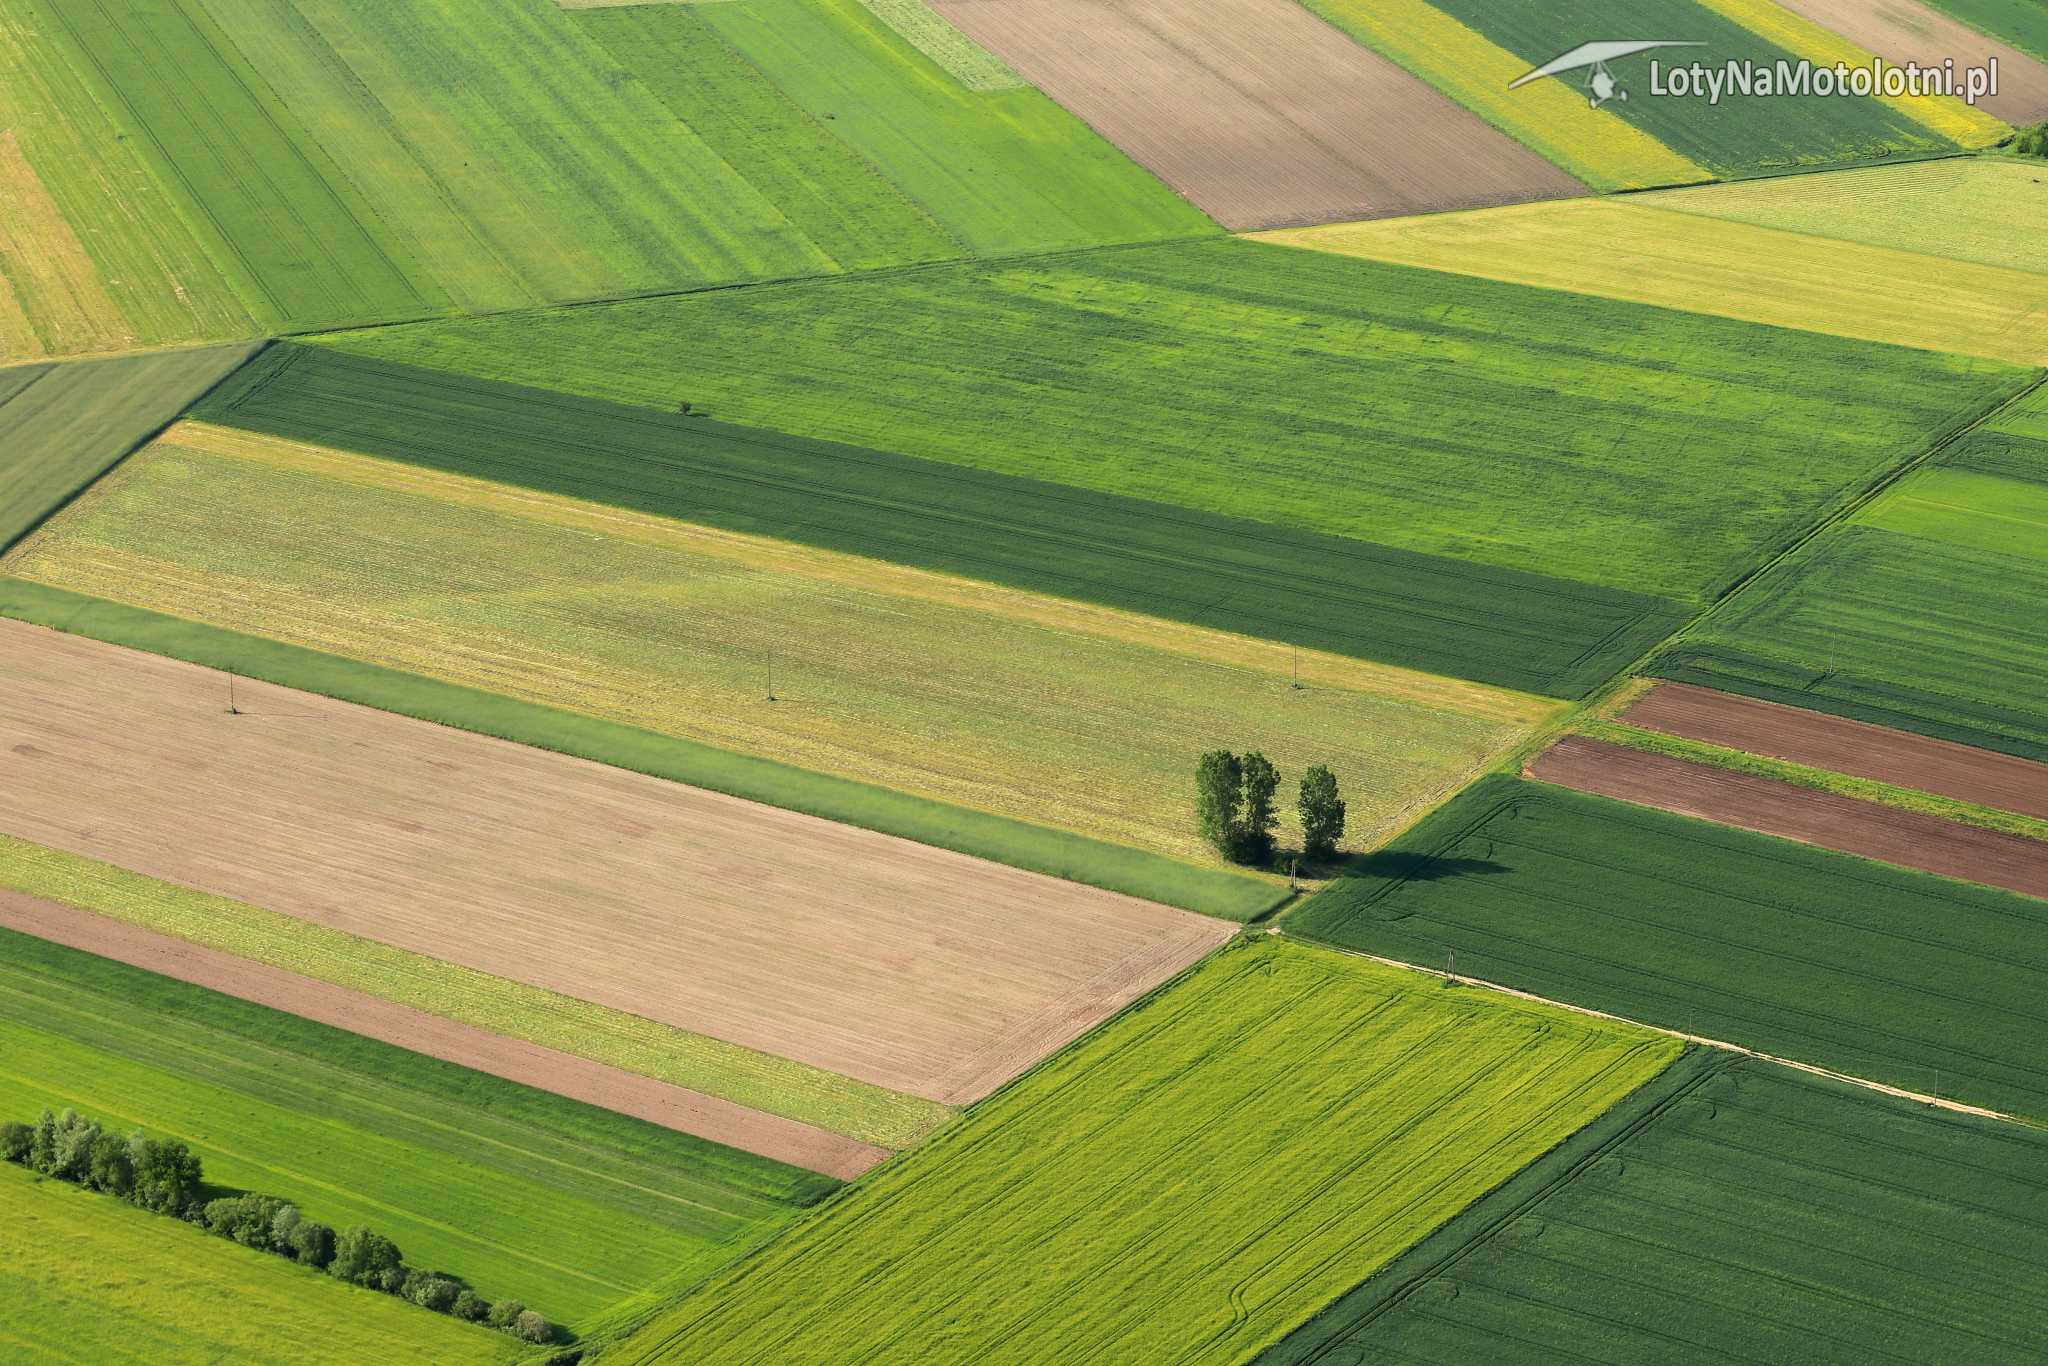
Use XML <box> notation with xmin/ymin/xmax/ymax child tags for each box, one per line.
<box><xmin>1529</xmin><ymin>735</ymin><xmax>2048</xmax><ymax>901</ymax></box>
<box><xmin>1622</xmin><ymin>682</ymin><xmax>2048</xmax><ymax>821</ymax></box>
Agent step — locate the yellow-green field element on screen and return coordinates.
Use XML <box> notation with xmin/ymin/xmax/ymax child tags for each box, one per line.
<box><xmin>1257</xmin><ymin>197</ymin><xmax>2048</xmax><ymax>365</ymax></box>
<box><xmin>6</xmin><ymin>423</ymin><xmax>1552</xmax><ymax>866</ymax></box>
<box><xmin>0</xmin><ymin>833</ymin><xmax>949</xmax><ymax>1150</ymax></box>
<box><xmin>1302</xmin><ymin>0</ymin><xmax>1706</xmax><ymax>190</ymax></box>
<box><xmin>0</xmin><ymin>1164</ymin><xmax>511</xmax><ymax>1364</ymax></box>
<box><xmin>1644</xmin><ymin>157</ymin><xmax>2048</xmax><ymax>274</ymax></box>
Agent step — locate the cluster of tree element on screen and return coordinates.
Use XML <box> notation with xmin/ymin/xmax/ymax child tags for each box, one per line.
<box><xmin>1195</xmin><ymin>752</ymin><xmax>1346</xmax><ymax>865</ymax></box>
<box><xmin>1</xmin><ymin>1108</ymin><xmax>554</xmax><ymax>1346</ymax></box>
<box><xmin>2018</xmin><ymin>121</ymin><xmax>2048</xmax><ymax>156</ymax></box>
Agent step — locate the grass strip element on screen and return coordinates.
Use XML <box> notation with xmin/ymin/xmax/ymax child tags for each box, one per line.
<box><xmin>0</xmin><ymin>833</ymin><xmax>948</xmax><ymax>1149</ymax></box>
<box><xmin>0</xmin><ymin>578</ymin><xmax>1280</xmax><ymax>922</ymax></box>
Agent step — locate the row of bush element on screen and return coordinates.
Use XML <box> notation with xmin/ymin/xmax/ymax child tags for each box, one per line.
<box><xmin>2</xmin><ymin>1108</ymin><xmax>555</xmax><ymax>1345</ymax></box>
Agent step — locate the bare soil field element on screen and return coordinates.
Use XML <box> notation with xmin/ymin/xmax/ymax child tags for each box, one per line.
<box><xmin>1529</xmin><ymin>735</ymin><xmax>2048</xmax><ymax>900</ymax></box>
<box><xmin>1771</xmin><ymin>0</ymin><xmax>2048</xmax><ymax>124</ymax></box>
<box><xmin>1624</xmin><ymin>682</ymin><xmax>2048</xmax><ymax>820</ymax></box>
<box><xmin>0</xmin><ymin>619</ymin><xmax>1232</xmax><ymax>1104</ymax></box>
<box><xmin>930</xmin><ymin>0</ymin><xmax>1583</xmax><ymax>229</ymax></box>
<box><xmin>0</xmin><ymin>888</ymin><xmax>885</xmax><ymax>1178</ymax></box>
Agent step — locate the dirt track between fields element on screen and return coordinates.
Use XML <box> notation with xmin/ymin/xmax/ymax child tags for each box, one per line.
<box><xmin>932</xmin><ymin>0</ymin><xmax>1583</xmax><ymax>229</ymax></box>
<box><xmin>1623</xmin><ymin>682</ymin><xmax>2048</xmax><ymax>821</ymax></box>
<box><xmin>1769</xmin><ymin>0</ymin><xmax>2048</xmax><ymax>125</ymax></box>
<box><xmin>0</xmin><ymin>890</ymin><xmax>887</xmax><ymax>1178</ymax></box>
<box><xmin>0</xmin><ymin>619</ymin><xmax>1232</xmax><ymax>1104</ymax></box>
<box><xmin>1529</xmin><ymin>736</ymin><xmax>2048</xmax><ymax>901</ymax></box>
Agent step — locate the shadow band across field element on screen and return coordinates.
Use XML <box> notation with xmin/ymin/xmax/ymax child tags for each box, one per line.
<box><xmin>0</xmin><ymin>578</ymin><xmax>1276</xmax><ymax>922</ymax></box>
<box><xmin>192</xmin><ymin>343</ymin><xmax>1685</xmax><ymax>698</ymax></box>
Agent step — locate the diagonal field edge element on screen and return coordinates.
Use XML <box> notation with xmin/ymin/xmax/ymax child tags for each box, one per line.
<box><xmin>190</xmin><ymin>343</ymin><xmax>1685</xmax><ymax>697</ymax></box>
<box><xmin>0</xmin><ymin>578</ymin><xmax>1279</xmax><ymax>921</ymax></box>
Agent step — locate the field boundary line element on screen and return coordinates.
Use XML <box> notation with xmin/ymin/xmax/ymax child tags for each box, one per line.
<box><xmin>1280</xmin><ymin>929</ymin><xmax>2037</xmax><ymax>1128</ymax></box>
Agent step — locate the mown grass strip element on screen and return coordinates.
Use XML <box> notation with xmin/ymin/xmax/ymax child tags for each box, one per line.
<box><xmin>197</xmin><ymin>341</ymin><xmax>1677</xmax><ymax>696</ymax></box>
<box><xmin>0</xmin><ymin>833</ymin><xmax>949</xmax><ymax>1150</ymax></box>
<box><xmin>0</xmin><ymin>578</ymin><xmax>1279</xmax><ymax>921</ymax></box>
<box><xmin>0</xmin><ymin>927</ymin><xmax>830</xmax><ymax>1331</ymax></box>
<box><xmin>603</xmin><ymin>939</ymin><xmax>1677</xmax><ymax>1364</ymax></box>
<box><xmin>0</xmin><ymin>1162</ymin><xmax>513</xmax><ymax>1365</ymax></box>
<box><xmin>1291</xmin><ymin>775</ymin><xmax>2048</xmax><ymax>1120</ymax></box>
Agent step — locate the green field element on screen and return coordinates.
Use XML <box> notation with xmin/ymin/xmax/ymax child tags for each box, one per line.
<box><xmin>316</xmin><ymin>238</ymin><xmax>2023</xmax><ymax>610</ymax></box>
<box><xmin>0</xmin><ymin>833</ymin><xmax>950</xmax><ymax>1149</ymax></box>
<box><xmin>1423</xmin><ymin>0</ymin><xmax>1971</xmax><ymax>175</ymax></box>
<box><xmin>0</xmin><ymin>928</ymin><xmax>832</xmax><ymax>1334</ymax></box>
<box><xmin>9</xmin><ymin>422</ymin><xmax>1545</xmax><ymax>865</ymax></box>
<box><xmin>0</xmin><ymin>346</ymin><xmax>256</xmax><ymax>552</ymax></box>
<box><xmin>605</xmin><ymin>940</ymin><xmax>1679</xmax><ymax>1364</ymax></box>
<box><xmin>1660</xmin><ymin>383</ymin><xmax>2048</xmax><ymax>761</ymax></box>
<box><xmin>1291</xmin><ymin>776</ymin><xmax>2048</xmax><ymax>1119</ymax></box>
<box><xmin>1262</xmin><ymin>1054</ymin><xmax>2048</xmax><ymax>1364</ymax></box>
<box><xmin>1646</xmin><ymin>157</ymin><xmax>2048</xmax><ymax>274</ymax></box>
<box><xmin>185</xmin><ymin>342</ymin><xmax>1680</xmax><ymax>697</ymax></box>
<box><xmin>1923</xmin><ymin>0</ymin><xmax>2048</xmax><ymax>63</ymax></box>
<box><xmin>0</xmin><ymin>1163</ymin><xmax>512</xmax><ymax>1365</ymax></box>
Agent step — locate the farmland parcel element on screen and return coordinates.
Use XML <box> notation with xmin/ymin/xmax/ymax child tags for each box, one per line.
<box><xmin>1660</xmin><ymin>381</ymin><xmax>2048</xmax><ymax>761</ymax></box>
<box><xmin>1770</xmin><ymin>0</ymin><xmax>2048</xmax><ymax>123</ymax></box>
<box><xmin>928</xmin><ymin>0</ymin><xmax>1583</xmax><ymax>229</ymax></box>
<box><xmin>1262</xmin><ymin>1055</ymin><xmax>2048</xmax><ymax>1364</ymax></box>
<box><xmin>606</xmin><ymin>940</ymin><xmax>1678</xmax><ymax>1365</ymax></box>
<box><xmin>1291</xmin><ymin>776</ymin><xmax>2048</xmax><ymax>1120</ymax></box>
<box><xmin>0</xmin><ymin>928</ymin><xmax>830</xmax><ymax>1334</ymax></box>
<box><xmin>0</xmin><ymin>619</ymin><xmax>1233</xmax><ymax>1106</ymax></box>
<box><xmin>6</xmin><ymin>420</ymin><xmax>1548</xmax><ymax>864</ymax></box>
<box><xmin>0</xmin><ymin>1163</ymin><xmax>512</xmax><ymax>1365</ymax></box>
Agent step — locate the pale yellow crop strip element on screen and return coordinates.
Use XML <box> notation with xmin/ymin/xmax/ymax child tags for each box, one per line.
<box><xmin>0</xmin><ymin>833</ymin><xmax>951</xmax><ymax>1149</ymax></box>
<box><xmin>1693</xmin><ymin>0</ymin><xmax>2008</xmax><ymax>146</ymax></box>
<box><xmin>1304</xmin><ymin>0</ymin><xmax>1709</xmax><ymax>190</ymax></box>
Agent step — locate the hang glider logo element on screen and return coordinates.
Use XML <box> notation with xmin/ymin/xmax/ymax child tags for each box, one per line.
<box><xmin>1510</xmin><ymin>40</ymin><xmax>1707</xmax><ymax>108</ymax></box>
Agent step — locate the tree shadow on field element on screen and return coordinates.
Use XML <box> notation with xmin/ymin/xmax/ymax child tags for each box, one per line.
<box><xmin>1334</xmin><ymin>851</ymin><xmax>1508</xmax><ymax>883</ymax></box>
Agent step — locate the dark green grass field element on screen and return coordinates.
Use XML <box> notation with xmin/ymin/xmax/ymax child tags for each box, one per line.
<box><xmin>0</xmin><ymin>927</ymin><xmax>831</xmax><ymax>1336</ymax></box>
<box><xmin>1427</xmin><ymin>0</ymin><xmax>1962</xmax><ymax>175</ymax></box>
<box><xmin>317</xmin><ymin>239</ymin><xmax>2026</xmax><ymax>607</ymax></box>
<box><xmin>1288</xmin><ymin>776</ymin><xmax>2048</xmax><ymax>1120</ymax></box>
<box><xmin>1923</xmin><ymin>0</ymin><xmax>2048</xmax><ymax>63</ymax></box>
<box><xmin>0</xmin><ymin>345</ymin><xmax>256</xmax><ymax>551</ymax></box>
<box><xmin>1262</xmin><ymin>1053</ymin><xmax>2048</xmax><ymax>1365</ymax></box>
<box><xmin>192</xmin><ymin>343</ymin><xmax>1680</xmax><ymax>696</ymax></box>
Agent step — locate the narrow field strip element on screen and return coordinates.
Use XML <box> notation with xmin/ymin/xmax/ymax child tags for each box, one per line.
<box><xmin>0</xmin><ymin>889</ymin><xmax>887</xmax><ymax>1178</ymax></box>
<box><xmin>1263</xmin><ymin>1057</ymin><xmax>2048</xmax><ymax>1363</ymax></box>
<box><xmin>1257</xmin><ymin>197</ymin><xmax>2048</xmax><ymax>365</ymax></box>
<box><xmin>603</xmin><ymin>940</ymin><xmax>1678</xmax><ymax>1364</ymax></box>
<box><xmin>1527</xmin><ymin>734</ymin><xmax>2048</xmax><ymax>900</ymax></box>
<box><xmin>0</xmin><ymin>829</ymin><xmax>942</xmax><ymax>1149</ymax></box>
<box><xmin>1291</xmin><ymin>775</ymin><xmax>2048</xmax><ymax>1121</ymax></box>
<box><xmin>6</xmin><ymin>419</ymin><xmax>1548</xmax><ymax>865</ymax></box>
<box><xmin>1622</xmin><ymin>682</ymin><xmax>2048</xmax><ymax>822</ymax></box>
<box><xmin>0</xmin><ymin>928</ymin><xmax>833</xmax><ymax>1332</ymax></box>
<box><xmin>0</xmin><ymin>616</ymin><xmax>1236</xmax><ymax>1105</ymax></box>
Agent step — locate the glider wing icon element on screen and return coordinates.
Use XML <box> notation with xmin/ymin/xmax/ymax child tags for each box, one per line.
<box><xmin>1509</xmin><ymin>40</ymin><xmax>1707</xmax><ymax>88</ymax></box>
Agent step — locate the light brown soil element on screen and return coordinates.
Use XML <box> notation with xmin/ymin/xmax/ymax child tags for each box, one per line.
<box><xmin>0</xmin><ymin>619</ymin><xmax>1233</xmax><ymax>1104</ymax></box>
<box><xmin>930</xmin><ymin>0</ymin><xmax>1584</xmax><ymax>230</ymax></box>
<box><xmin>1770</xmin><ymin>0</ymin><xmax>2048</xmax><ymax>124</ymax></box>
<box><xmin>1623</xmin><ymin>682</ymin><xmax>2048</xmax><ymax>822</ymax></box>
<box><xmin>1529</xmin><ymin>735</ymin><xmax>2048</xmax><ymax>901</ymax></box>
<box><xmin>0</xmin><ymin>889</ymin><xmax>888</xmax><ymax>1179</ymax></box>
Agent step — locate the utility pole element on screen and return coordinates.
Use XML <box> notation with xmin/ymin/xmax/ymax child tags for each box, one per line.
<box><xmin>765</xmin><ymin>648</ymin><xmax>776</xmax><ymax>702</ymax></box>
<box><xmin>1290</xmin><ymin>643</ymin><xmax>1303</xmax><ymax>690</ymax></box>
<box><xmin>226</xmin><ymin>668</ymin><xmax>241</xmax><ymax>716</ymax></box>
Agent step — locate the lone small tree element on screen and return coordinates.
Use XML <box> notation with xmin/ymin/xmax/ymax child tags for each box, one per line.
<box><xmin>1195</xmin><ymin>750</ymin><xmax>1243</xmax><ymax>858</ymax></box>
<box><xmin>1240</xmin><ymin>752</ymin><xmax>1280</xmax><ymax>862</ymax></box>
<box><xmin>1298</xmin><ymin>764</ymin><xmax>1346</xmax><ymax>862</ymax></box>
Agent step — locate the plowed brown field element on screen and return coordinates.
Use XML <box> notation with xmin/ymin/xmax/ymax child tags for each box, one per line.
<box><xmin>0</xmin><ymin>889</ymin><xmax>886</xmax><ymax>1178</ymax></box>
<box><xmin>931</xmin><ymin>0</ymin><xmax>1583</xmax><ymax>229</ymax></box>
<box><xmin>0</xmin><ymin>620</ymin><xmax>1232</xmax><ymax>1104</ymax></box>
<box><xmin>1529</xmin><ymin>735</ymin><xmax>2048</xmax><ymax>901</ymax></box>
<box><xmin>1623</xmin><ymin>682</ymin><xmax>2048</xmax><ymax>821</ymax></box>
<box><xmin>1771</xmin><ymin>0</ymin><xmax>2048</xmax><ymax>124</ymax></box>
